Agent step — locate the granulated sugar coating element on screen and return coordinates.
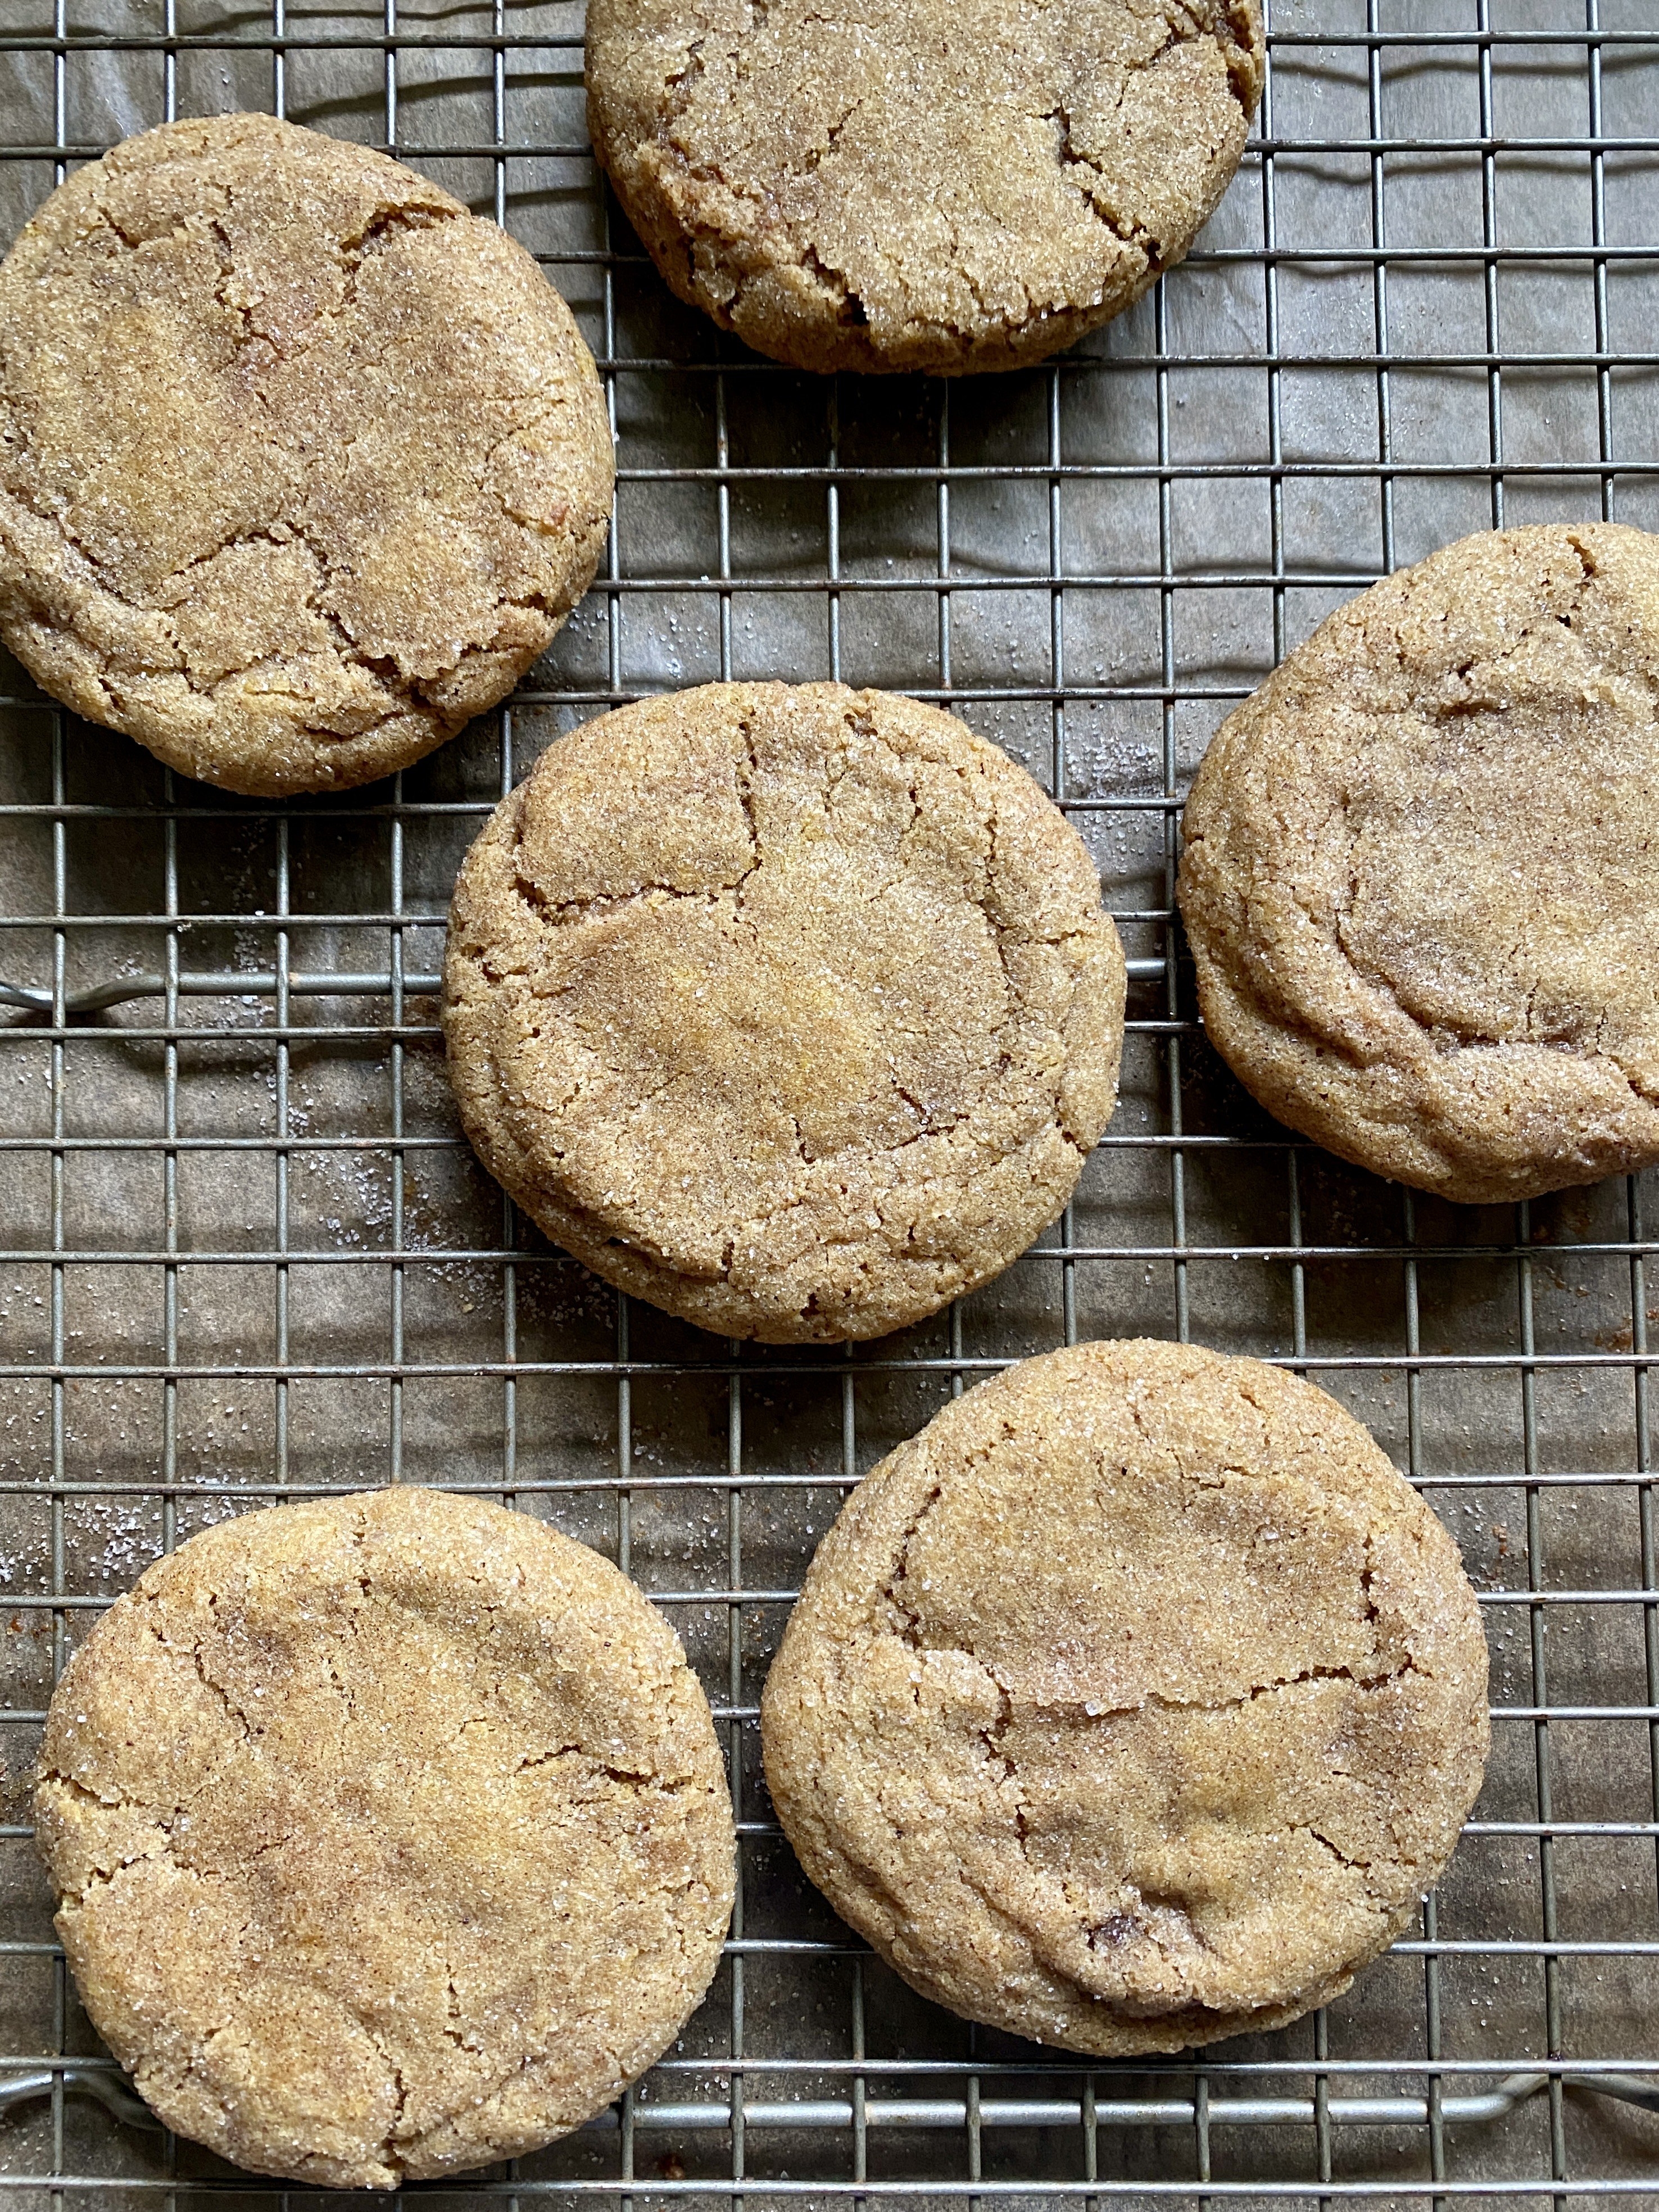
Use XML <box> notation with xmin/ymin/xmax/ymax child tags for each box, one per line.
<box><xmin>585</xmin><ymin>0</ymin><xmax>1263</xmax><ymax>374</ymax></box>
<box><xmin>0</xmin><ymin>115</ymin><xmax>613</xmax><ymax>795</ymax></box>
<box><xmin>762</xmin><ymin>1340</ymin><xmax>1489</xmax><ymax>2056</ymax></box>
<box><xmin>32</xmin><ymin>1488</ymin><xmax>735</xmax><ymax>2188</ymax></box>
<box><xmin>1178</xmin><ymin>524</ymin><xmax>1659</xmax><ymax>1204</ymax></box>
<box><xmin>441</xmin><ymin>682</ymin><xmax>1127</xmax><ymax>1343</ymax></box>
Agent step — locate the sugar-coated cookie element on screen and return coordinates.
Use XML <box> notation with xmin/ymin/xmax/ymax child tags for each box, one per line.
<box><xmin>442</xmin><ymin>682</ymin><xmax>1126</xmax><ymax>1343</ymax></box>
<box><xmin>33</xmin><ymin>1488</ymin><xmax>733</xmax><ymax>2187</ymax></box>
<box><xmin>0</xmin><ymin>115</ymin><xmax>613</xmax><ymax>794</ymax></box>
<box><xmin>587</xmin><ymin>1</ymin><xmax>1263</xmax><ymax>374</ymax></box>
<box><xmin>1179</xmin><ymin>524</ymin><xmax>1659</xmax><ymax>1204</ymax></box>
<box><xmin>763</xmin><ymin>1339</ymin><xmax>1489</xmax><ymax>2054</ymax></box>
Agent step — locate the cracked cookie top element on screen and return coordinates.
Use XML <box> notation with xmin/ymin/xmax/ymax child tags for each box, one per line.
<box><xmin>761</xmin><ymin>1339</ymin><xmax>1489</xmax><ymax>2055</ymax></box>
<box><xmin>0</xmin><ymin>114</ymin><xmax>613</xmax><ymax>795</ymax></box>
<box><xmin>585</xmin><ymin>0</ymin><xmax>1262</xmax><ymax>375</ymax></box>
<box><xmin>1178</xmin><ymin>524</ymin><xmax>1659</xmax><ymax>1205</ymax></box>
<box><xmin>441</xmin><ymin>682</ymin><xmax>1126</xmax><ymax>1343</ymax></box>
<box><xmin>31</xmin><ymin>1486</ymin><xmax>735</xmax><ymax>2189</ymax></box>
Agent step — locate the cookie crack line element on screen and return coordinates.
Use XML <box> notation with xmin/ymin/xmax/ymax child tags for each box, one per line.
<box><xmin>735</xmin><ymin>715</ymin><xmax>764</xmax><ymax>876</ymax></box>
<box><xmin>977</xmin><ymin>1664</ymin><xmax>1028</xmax><ymax>1857</ymax></box>
<box><xmin>146</xmin><ymin>522</ymin><xmax>408</xmax><ymax>733</ymax></box>
<box><xmin>34</xmin><ymin>1767</ymin><xmax>160</xmax><ymax>1821</ymax></box>
<box><xmin>509</xmin><ymin>868</ymin><xmax>749</xmax><ymax>929</ymax></box>
<box><xmin>35</xmin><ymin>1778</ymin><xmax>183</xmax><ymax>1906</ymax></box>
<box><xmin>1303</xmin><ymin>1825</ymin><xmax>1377</xmax><ymax>1879</ymax></box>
<box><xmin>337</xmin><ymin>196</ymin><xmax>464</xmax><ymax>303</ymax></box>
<box><xmin>880</xmin><ymin>1638</ymin><xmax>1423</xmax><ymax>1724</ymax></box>
<box><xmin>357</xmin><ymin>2019</ymin><xmax>414</xmax><ymax>2178</ymax></box>
<box><xmin>1129</xmin><ymin>2</ymin><xmax>1262</xmax><ymax>117</ymax></box>
<box><xmin>1034</xmin><ymin>4</ymin><xmax>1222</xmax><ymax>264</ymax></box>
<box><xmin>650</xmin><ymin>129</ymin><xmax>880</xmax><ymax>333</ymax></box>
<box><xmin>882</xmin><ymin>1478</ymin><xmax>949</xmax><ymax>1649</ymax></box>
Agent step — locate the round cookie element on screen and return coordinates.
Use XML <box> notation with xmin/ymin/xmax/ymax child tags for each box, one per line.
<box><xmin>32</xmin><ymin>1487</ymin><xmax>734</xmax><ymax>2188</ymax></box>
<box><xmin>586</xmin><ymin>1</ymin><xmax>1264</xmax><ymax>375</ymax></box>
<box><xmin>762</xmin><ymin>1339</ymin><xmax>1489</xmax><ymax>2055</ymax></box>
<box><xmin>442</xmin><ymin>681</ymin><xmax>1126</xmax><ymax>1343</ymax></box>
<box><xmin>1178</xmin><ymin>524</ymin><xmax>1659</xmax><ymax>1205</ymax></box>
<box><xmin>0</xmin><ymin>114</ymin><xmax>614</xmax><ymax>795</ymax></box>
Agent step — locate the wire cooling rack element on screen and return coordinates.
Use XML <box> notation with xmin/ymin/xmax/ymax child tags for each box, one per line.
<box><xmin>1</xmin><ymin>0</ymin><xmax>1658</xmax><ymax>2202</ymax></box>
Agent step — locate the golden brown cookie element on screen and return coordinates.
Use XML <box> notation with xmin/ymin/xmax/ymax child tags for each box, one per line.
<box><xmin>441</xmin><ymin>682</ymin><xmax>1126</xmax><ymax>1343</ymax></box>
<box><xmin>586</xmin><ymin>1</ymin><xmax>1263</xmax><ymax>374</ymax></box>
<box><xmin>762</xmin><ymin>1339</ymin><xmax>1489</xmax><ymax>2055</ymax></box>
<box><xmin>1178</xmin><ymin>524</ymin><xmax>1659</xmax><ymax>1205</ymax></box>
<box><xmin>0</xmin><ymin>114</ymin><xmax>614</xmax><ymax>795</ymax></box>
<box><xmin>32</xmin><ymin>1487</ymin><xmax>734</xmax><ymax>2188</ymax></box>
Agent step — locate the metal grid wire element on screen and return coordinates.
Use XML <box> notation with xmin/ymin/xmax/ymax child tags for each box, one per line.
<box><xmin>1</xmin><ymin>0</ymin><xmax>1657</xmax><ymax>2201</ymax></box>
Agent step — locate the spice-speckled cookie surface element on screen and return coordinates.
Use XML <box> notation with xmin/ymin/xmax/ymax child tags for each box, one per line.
<box><xmin>0</xmin><ymin>114</ymin><xmax>613</xmax><ymax>795</ymax></box>
<box><xmin>1178</xmin><ymin>524</ymin><xmax>1659</xmax><ymax>1204</ymax></box>
<box><xmin>33</xmin><ymin>1488</ymin><xmax>734</xmax><ymax>2188</ymax></box>
<box><xmin>442</xmin><ymin>682</ymin><xmax>1126</xmax><ymax>1343</ymax></box>
<box><xmin>762</xmin><ymin>1340</ymin><xmax>1489</xmax><ymax>2055</ymax></box>
<box><xmin>586</xmin><ymin>0</ymin><xmax>1263</xmax><ymax>374</ymax></box>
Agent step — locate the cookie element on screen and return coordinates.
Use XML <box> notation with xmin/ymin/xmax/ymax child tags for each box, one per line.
<box><xmin>1178</xmin><ymin>524</ymin><xmax>1659</xmax><ymax>1205</ymax></box>
<box><xmin>32</xmin><ymin>1487</ymin><xmax>734</xmax><ymax>2188</ymax></box>
<box><xmin>0</xmin><ymin>114</ymin><xmax>614</xmax><ymax>796</ymax></box>
<box><xmin>762</xmin><ymin>1339</ymin><xmax>1489</xmax><ymax>2055</ymax></box>
<box><xmin>442</xmin><ymin>682</ymin><xmax>1126</xmax><ymax>1343</ymax></box>
<box><xmin>586</xmin><ymin>1</ymin><xmax>1264</xmax><ymax>375</ymax></box>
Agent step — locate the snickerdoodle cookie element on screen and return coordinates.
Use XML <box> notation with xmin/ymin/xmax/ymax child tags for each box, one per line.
<box><xmin>586</xmin><ymin>1</ymin><xmax>1264</xmax><ymax>374</ymax></box>
<box><xmin>32</xmin><ymin>1487</ymin><xmax>734</xmax><ymax>2188</ymax></box>
<box><xmin>442</xmin><ymin>682</ymin><xmax>1126</xmax><ymax>1343</ymax></box>
<box><xmin>0</xmin><ymin>114</ymin><xmax>613</xmax><ymax>795</ymax></box>
<box><xmin>763</xmin><ymin>1339</ymin><xmax>1489</xmax><ymax>2055</ymax></box>
<box><xmin>1178</xmin><ymin>524</ymin><xmax>1659</xmax><ymax>1204</ymax></box>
